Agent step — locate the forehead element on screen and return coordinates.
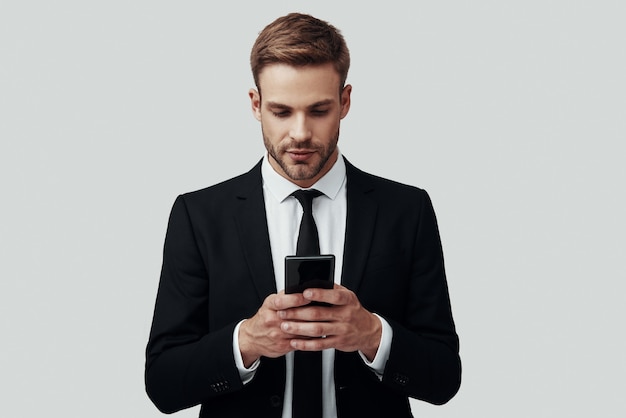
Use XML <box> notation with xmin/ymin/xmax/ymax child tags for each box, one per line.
<box><xmin>257</xmin><ymin>63</ymin><xmax>341</xmax><ymax>106</ymax></box>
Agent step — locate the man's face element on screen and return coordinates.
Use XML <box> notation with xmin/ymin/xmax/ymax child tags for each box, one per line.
<box><xmin>249</xmin><ymin>63</ymin><xmax>351</xmax><ymax>188</ymax></box>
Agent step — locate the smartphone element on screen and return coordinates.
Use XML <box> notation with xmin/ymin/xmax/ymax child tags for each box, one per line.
<box><xmin>284</xmin><ymin>255</ymin><xmax>335</xmax><ymax>296</ymax></box>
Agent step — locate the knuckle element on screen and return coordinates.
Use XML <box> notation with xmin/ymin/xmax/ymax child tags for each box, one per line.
<box><xmin>264</xmin><ymin>294</ymin><xmax>276</xmax><ymax>306</ymax></box>
<box><xmin>262</xmin><ymin>313</ymin><xmax>275</xmax><ymax>326</ymax></box>
<box><xmin>312</xmin><ymin>324</ymin><xmax>324</xmax><ymax>336</ymax></box>
<box><xmin>312</xmin><ymin>340</ymin><xmax>325</xmax><ymax>350</ymax></box>
<box><xmin>309</xmin><ymin>308</ymin><xmax>322</xmax><ymax>321</ymax></box>
<box><xmin>268</xmin><ymin>330</ymin><xmax>281</xmax><ymax>340</ymax></box>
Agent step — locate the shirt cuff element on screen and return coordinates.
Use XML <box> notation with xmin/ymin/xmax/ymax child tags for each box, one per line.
<box><xmin>358</xmin><ymin>313</ymin><xmax>393</xmax><ymax>380</ymax></box>
<box><xmin>233</xmin><ymin>319</ymin><xmax>260</xmax><ymax>385</ymax></box>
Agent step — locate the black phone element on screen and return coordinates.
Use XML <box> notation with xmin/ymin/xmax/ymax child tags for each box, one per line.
<box><xmin>284</xmin><ymin>255</ymin><xmax>335</xmax><ymax>295</ymax></box>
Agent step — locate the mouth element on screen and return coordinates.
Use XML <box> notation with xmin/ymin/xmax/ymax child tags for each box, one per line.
<box><xmin>286</xmin><ymin>150</ymin><xmax>316</xmax><ymax>163</ymax></box>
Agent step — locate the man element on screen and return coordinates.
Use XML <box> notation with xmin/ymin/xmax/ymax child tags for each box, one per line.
<box><xmin>146</xmin><ymin>13</ymin><xmax>461</xmax><ymax>418</ymax></box>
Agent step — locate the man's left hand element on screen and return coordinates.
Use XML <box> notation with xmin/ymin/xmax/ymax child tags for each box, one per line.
<box><xmin>277</xmin><ymin>284</ymin><xmax>382</xmax><ymax>361</ymax></box>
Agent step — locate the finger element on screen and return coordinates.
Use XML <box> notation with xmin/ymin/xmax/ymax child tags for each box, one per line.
<box><xmin>281</xmin><ymin>320</ymin><xmax>331</xmax><ymax>339</ymax></box>
<box><xmin>278</xmin><ymin>303</ymin><xmax>334</xmax><ymax>321</ymax></box>
<box><xmin>303</xmin><ymin>287</ymin><xmax>351</xmax><ymax>306</ymax></box>
<box><xmin>270</xmin><ymin>292</ymin><xmax>310</xmax><ymax>310</ymax></box>
<box><xmin>290</xmin><ymin>335</ymin><xmax>332</xmax><ymax>351</ymax></box>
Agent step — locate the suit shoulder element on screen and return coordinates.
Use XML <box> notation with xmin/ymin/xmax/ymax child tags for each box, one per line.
<box><xmin>176</xmin><ymin>161</ymin><xmax>262</xmax><ymax>209</ymax></box>
<box><xmin>183</xmin><ymin>171</ymin><xmax>253</xmax><ymax>198</ymax></box>
<box><xmin>347</xmin><ymin>161</ymin><xmax>429</xmax><ymax>198</ymax></box>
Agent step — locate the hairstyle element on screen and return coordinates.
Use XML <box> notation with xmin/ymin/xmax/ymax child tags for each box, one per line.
<box><xmin>250</xmin><ymin>13</ymin><xmax>350</xmax><ymax>91</ymax></box>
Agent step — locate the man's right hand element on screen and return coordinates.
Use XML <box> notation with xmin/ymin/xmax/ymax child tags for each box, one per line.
<box><xmin>238</xmin><ymin>291</ymin><xmax>311</xmax><ymax>368</ymax></box>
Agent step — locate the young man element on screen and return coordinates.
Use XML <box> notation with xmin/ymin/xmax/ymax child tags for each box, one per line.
<box><xmin>146</xmin><ymin>13</ymin><xmax>461</xmax><ymax>418</ymax></box>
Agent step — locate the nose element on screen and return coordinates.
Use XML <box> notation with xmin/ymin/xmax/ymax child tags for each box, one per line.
<box><xmin>289</xmin><ymin>113</ymin><xmax>312</xmax><ymax>142</ymax></box>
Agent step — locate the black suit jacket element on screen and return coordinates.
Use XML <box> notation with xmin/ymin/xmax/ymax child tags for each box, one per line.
<box><xmin>146</xmin><ymin>158</ymin><xmax>461</xmax><ymax>417</ymax></box>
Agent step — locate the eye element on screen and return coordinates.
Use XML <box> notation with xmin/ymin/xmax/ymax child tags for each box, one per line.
<box><xmin>271</xmin><ymin>110</ymin><xmax>290</xmax><ymax>118</ymax></box>
<box><xmin>311</xmin><ymin>109</ymin><xmax>329</xmax><ymax>117</ymax></box>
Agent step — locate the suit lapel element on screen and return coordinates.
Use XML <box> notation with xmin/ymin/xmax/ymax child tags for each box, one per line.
<box><xmin>341</xmin><ymin>160</ymin><xmax>378</xmax><ymax>293</ymax></box>
<box><xmin>233</xmin><ymin>161</ymin><xmax>278</xmax><ymax>302</ymax></box>
<box><xmin>231</xmin><ymin>158</ymin><xmax>378</xmax><ymax>300</ymax></box>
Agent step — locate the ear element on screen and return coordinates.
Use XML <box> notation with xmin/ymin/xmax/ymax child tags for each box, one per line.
<box><xmin>249</xmin><ymin>88</ymin><xmax>262</xmax><ymax>121</ymax></box>
<box><xmin>339</xmin><ymin>84</ymin><xmax>352</xmax><ymax>119</ymax></box>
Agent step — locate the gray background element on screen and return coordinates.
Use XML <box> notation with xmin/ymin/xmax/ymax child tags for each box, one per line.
<box><xmin>1</xmin><ymin>1</ymin><xmax>624</xmax><ymax>416</ymax></box>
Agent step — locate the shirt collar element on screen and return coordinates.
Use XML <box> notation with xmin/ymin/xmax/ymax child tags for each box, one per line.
<box><xmin>262</xmin><ymin>151</ymin><xmax>346</xmax><ymax>203</ymax></box>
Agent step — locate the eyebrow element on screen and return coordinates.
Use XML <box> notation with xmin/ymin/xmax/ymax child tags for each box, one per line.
<box><xmin>266</xmin><ymin>99</ymin><xmax>334</xmax><ymax>110</ymax></box>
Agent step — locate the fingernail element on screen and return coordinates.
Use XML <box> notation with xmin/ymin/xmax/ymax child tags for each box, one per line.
<box><xmin>303</xmin><ymin>290</ymin><xmax>312</xmax><ymax>299</ymax></box>
<box><xmin>277</xmin><ymin>310</ymin><xmax>286</xmax><ymax>318</ymax></box>
<box><xmin>281</xmin><ymin>322</ymin><xmax>289</xmax><ymax>331</ymax></box>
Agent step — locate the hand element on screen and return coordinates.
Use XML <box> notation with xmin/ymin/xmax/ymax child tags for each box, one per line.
<box><xmin>277</xmin><ymin>284</ymin><xmax>382</xmax><ymax>361</ymax></box>
<box><xmin>238</xmin><ymin>291</ymin><xmax>311</xmax><ymax>367</ymax></box>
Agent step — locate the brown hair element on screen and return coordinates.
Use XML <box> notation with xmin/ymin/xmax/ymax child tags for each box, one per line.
<box><xmin>250</xmin><ymin>13</ymin><xmax>350</xmax><ymax>90</ymax></box>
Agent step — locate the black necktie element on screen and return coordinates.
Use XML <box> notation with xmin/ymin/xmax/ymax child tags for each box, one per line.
<box><xmin>291</xmin><ymin>189</ymin><xmax>324</xmax><ymax>418</ymax></box>
<box><xmin>293</xmin><ymin>189</ymin><xmax>323</xmax><ymax>256</ymax></box>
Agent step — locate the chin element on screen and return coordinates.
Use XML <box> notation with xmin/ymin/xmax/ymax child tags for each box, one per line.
<box><xmin>286</xmin><ymin>167</ymin><xmax>317</xmax><ymax>182</ymax></box>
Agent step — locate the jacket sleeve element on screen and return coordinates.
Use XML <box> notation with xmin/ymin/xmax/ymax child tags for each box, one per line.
<box><xmin>145</xmin><ymin>195</ymin><xmax>244</xmax><ymax>413</ymax></box>
<box><xmin>381</xmin><ymin>190</ymin><xmax>461</xmax><ymax>404</ymax></box>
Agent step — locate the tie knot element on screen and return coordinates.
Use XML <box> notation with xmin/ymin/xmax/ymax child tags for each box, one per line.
<box><xmin>292</xmin><ymin>189</ymin><xmax>323</xmax><ymax>213</ymax></box>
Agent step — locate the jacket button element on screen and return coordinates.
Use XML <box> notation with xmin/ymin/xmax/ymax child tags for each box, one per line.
<box><xmin>269</xmin><ymin>395</ymin><xmax>282</xmax><ymax>408</ymax></box>
<box><xmin>210</xmin><ymin>381</ymin><xmax>230</xmax><ymax>393</ymax></box>
<box><xmin>393</xmin><ymin>373</ymin><xmax>409</xmax><ymax>386</ymax></box>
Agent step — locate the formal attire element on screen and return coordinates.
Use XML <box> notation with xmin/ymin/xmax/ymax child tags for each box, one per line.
<box><xmin>146</xmin><ymin>156</ymin><xmax>461</xmax><ymax>417</ymax></box>
<box><xmin>234</xmin><ymin>155</ymin><xmax>392</xmax><ymax>418</ymax></box>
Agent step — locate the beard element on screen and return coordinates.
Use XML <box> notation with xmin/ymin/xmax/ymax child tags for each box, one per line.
<box><xmin>263</xmin><ymin>128</ymin><xmax>340</xmax><ymax>182</ymax></box>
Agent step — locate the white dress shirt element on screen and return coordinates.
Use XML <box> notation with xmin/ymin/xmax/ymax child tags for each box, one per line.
<box><xmin>233</xmin><ymin>152</ymin><xmax>392</xmax><ymax>418</ymax></box>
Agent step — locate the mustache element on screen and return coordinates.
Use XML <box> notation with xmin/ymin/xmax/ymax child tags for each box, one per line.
<box><xmin>282</xmin><ymin>141</ymin><xmax>321</xmax><ymax>150</ymax></box>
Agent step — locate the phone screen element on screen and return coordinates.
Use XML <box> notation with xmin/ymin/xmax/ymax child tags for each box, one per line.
<box><xmin>284</xmin><ymin>255</ymin><xmax>335</xmax><ymax>294</ymax></box>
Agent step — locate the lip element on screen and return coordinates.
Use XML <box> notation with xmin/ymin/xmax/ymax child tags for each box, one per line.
<box><xmin>287</xmin><ymin>150</ymin><xmax>315</xmax><ymax>162</ymax></box>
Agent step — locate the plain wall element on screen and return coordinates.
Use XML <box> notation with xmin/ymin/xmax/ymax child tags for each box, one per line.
<box><xmin>1</xmin><ymin>1</ymin><xmax>624</xmax><ymax>417</ymax></box>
